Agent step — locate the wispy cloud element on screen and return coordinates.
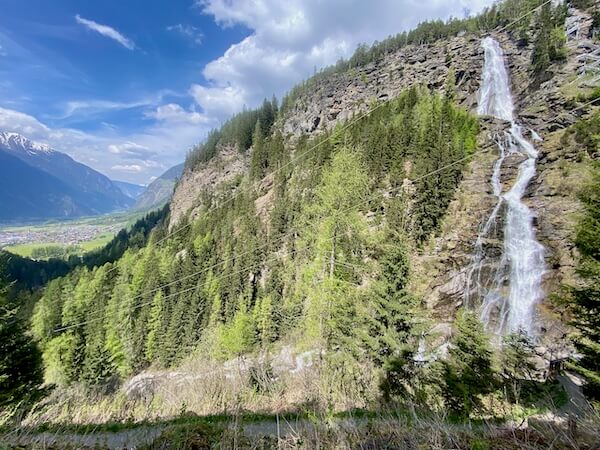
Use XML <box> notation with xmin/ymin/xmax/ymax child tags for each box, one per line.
<box><xmin>145</xmin><ymin>103</ymin><xmax>211</xmax><ymax>125</ymax></box>
<box><xmin>108</xmin><ymin>142</ymin><xmax>157</xmax><ymax>159</ymax></box>
<box><xmin>111</xmin><ymin>164</ymin><xmax>144</xmax><ymax>173</ymax></box>
<box><xmin>53</xmin><ymin>90</ymin><xmax>180</xmax><ymax>120</ymax></box>
<box><xmin>167</xmin><ymin>24</ymin><xmax>203</xmax><ymax>46</ymax></box>
<box><xmin>75</xmin><ymin>14</ymin><xmax>135</xmax><ymax>50</ymax></box>
<box><xmin>0</xmin><ymin>44</ymin><xmax>6</xmax><ymax>57</ymax></box>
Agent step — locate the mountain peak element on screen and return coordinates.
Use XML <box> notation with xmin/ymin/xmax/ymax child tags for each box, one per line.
<box><xmin>0</xmin><ymin>131</ymin><xmax>54</xmax><ymax>155</ymax></box>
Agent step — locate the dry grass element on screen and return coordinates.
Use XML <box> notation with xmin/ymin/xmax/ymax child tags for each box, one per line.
<box><xmin>18</xmin><ymin>356</ymin><xmax>378</xmax><ymax>428</ymax></box>
<box><xmin>3</xmin><ymin>354</ymin><xmax>598</xmax><ymax>449</ymax></box>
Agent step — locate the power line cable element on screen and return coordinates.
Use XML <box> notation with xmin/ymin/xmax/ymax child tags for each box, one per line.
<box><xmin>47</xmin><ymin>63</ymin><xmax>600</xmax><ymax>334</ymax></box>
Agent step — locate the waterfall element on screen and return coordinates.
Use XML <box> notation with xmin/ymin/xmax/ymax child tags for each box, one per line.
<box><xmin>465</xmin><ymin>37</ymin><xmax>546</xmax><ymax>337</ymax></box>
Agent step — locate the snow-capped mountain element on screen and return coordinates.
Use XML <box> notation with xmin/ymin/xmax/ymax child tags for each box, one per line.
<box><xmin>0</xmin><ymin>132</ymin><xmax>54</xmax><ymax>155</ymax></box>
<box><xmin>0</xmin><ymin>131</ymin><xmax>134</xmax><ymax>221</ymax></box>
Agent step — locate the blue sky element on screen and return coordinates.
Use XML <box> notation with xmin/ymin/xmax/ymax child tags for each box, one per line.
<box><xmin>0</xmin><ymin>0</ymin><xmax>492</xmax><ymax>184</ymax></box>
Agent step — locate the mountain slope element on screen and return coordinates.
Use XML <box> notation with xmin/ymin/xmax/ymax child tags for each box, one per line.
<box><xmin>20</xmin><ymin>0</ymin><xmax>600</xmax><ymax>440</ymax></box>
<box><xmin>134</xmin><ymin>163</ymin><xmax>183</xmax><ymax>211</ymax></box>
<box><xmin>0</xmin><ymin>132</ymin><xmax>133</xmax><ymax>216</ymax></box>
<box><xmin>112</xmin><ymin>180</ymin><xmax>146</xmax><ymax>200</ymax></box>
<box><xmin>0</xmin><ymin>151</ymin><xmax>95</xmax><ymax>220</ymax></box>
<box><xmin>0</xmin><ymin>132</ymin><xmax>133</xmax><ymax>220</ymax></box>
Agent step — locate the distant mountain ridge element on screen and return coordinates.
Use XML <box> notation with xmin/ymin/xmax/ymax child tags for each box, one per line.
<box><xmin>0</xmin><ymin>131</ymin><xmax>133</xmax><ymax>221</ymax></box>
<box><xmin>112</xmin><ymin>180</ymin><xmax>146</xmax><ymax>200</ymax></box>
<box><xmin>134</xmin><ymin>163</ymin><xmax>184</xmax><ymax>211</ymax></box>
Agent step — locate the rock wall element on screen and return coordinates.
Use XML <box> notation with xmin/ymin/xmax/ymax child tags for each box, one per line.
<box><xmin>414</xmin><ymin>18</ymin><xmax>597</xmax><ymax>342</ymax></box>
<box><xmin>169</xmin><ymin>146</ymin><xmax>248</xmax><ymax>228</ymax></box>
<box><xmin>169</xmin><ymin>35</ymin><xmax>487</xmax><ymax>228</ymax></box>
<box><xmin>281</xmin><ymin>35</ymin><xmax>485</xmax><ymax>136</ymax></box>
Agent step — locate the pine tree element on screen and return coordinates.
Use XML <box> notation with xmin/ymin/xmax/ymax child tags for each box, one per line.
<box><xmin>500</xmin><ymin>332</ymin><xmax>537</xmax><ymax>404</ymax></box>
<box><xmin>368</xmin><ymin>230</ymin><xmax>419</xmax><ymax>364</ymax></box>
<box><xmin>0</xmin><ymin>273</ymin><xmax>43</xmax><ymax>406</ymax></box>
<box><xmin>146</xmin><ymin>291</ymin><xmax>166</xmax><ymax>362</ymax></box>
<box><xmin>250</xmin><ymin>121</ymin><xmax>267</xmax><ymax>179</ymax></box>
<box><xmin>254</xmin><ymin>295</ymin><xmax>275</xmax><ymax>347</ymax></box>
<box><xmin>564</xmin><ymin>163</ymin><xmax>600</xmax><ymax>400</ymax></box>
<box><xmin>443</xmin><ymin>310</ymin><xmax>497</xmax><ymax>417</ymax></box>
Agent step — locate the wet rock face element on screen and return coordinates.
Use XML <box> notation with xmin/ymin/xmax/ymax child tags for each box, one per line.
<box><xmin>417</xmin><ymin>25</ymin><xmax>592</xmax><ymax>342</ymax></box>
<box><xmin>281</xmin><ymin>35</ymin><xmax>485</xmax><ymax>137</ymax></box>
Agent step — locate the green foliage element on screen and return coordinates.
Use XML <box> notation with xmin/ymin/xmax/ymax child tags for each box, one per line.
<box><xmin>572</xmin><ymin>111</ymin><xmax>600</xmax><ymax>158</ymax></box>
<box><xmin>531</xmin><ymin>2</ymin><xmax>567</xmax><ymax>77</ymax></box>
<box><xmin>564</xmin><ymin>162</ymin><xmax>600</xmax><ymax>400</ymax></box>
<box><xmin>0</xmin><ymin>276</ymin><xmax>43</xmax><ymax>407</ymax></box>
<box><xmin>185</xmin><ymin>98</ymin><xmax>278</xmax><ymax>171</ymax></box>
<box><xmin>500</xmin><ymin>332</ymin><xmax>537</xmax><ymax>403</ymax></box>
<box><xmin>0</xmin><ymin>206</ymin><xmax>168</xmax><ymax>292</ymax></box>
<box><xmin>380</xmin><ymin>349</ymin><xmax>418</xmax><ymax>401</ymax></box>
<box><xmin>216</xmin><ymin>301</ymin><xmax>256</xmax><ymax>359</ymax></box>
<box><xmin>443</xmin><ymin>311</ymin><xmax>497</xmax><ymax>417</ymax></box>
<box><xmin>31</xmin><ymin>85</ymin><xmax>477</xmax><ymax>388</ymax></box>
<box><xmin>31</xmin><ymin>245</ymin><xmax>84</xmax><ymax>260</ymax></box>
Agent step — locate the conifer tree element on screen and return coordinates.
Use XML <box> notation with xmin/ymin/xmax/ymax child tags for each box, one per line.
<box><xmin>0</xmin><ymin>271</ymin><xmax>42</xmax><ymax>406</ymax></box>
<box><xmin>300</xmin><ymin>147</ymin><xmax>369</xmax><ymax>351</ymax></box>
<box><xmin>564</xmin><ymin>163</ymin><xmax>600</xmax><ymax>400</ymax></box>
<box><xmin>500</xmin><ymin>331</ymin><xmax>537</xmax><ymax>403</ymax></box>
<box><xmin>443</xmin><ymin>310</ymin><xmax>497</xmax><ymax>417</ymax></box>
<box><xmin>146</xmin><ymin>291</ymin><xmax>166</xmax><ymax>362</ymax></box>
<box><xmin>254</xmin><ymin>295</ymin><xmax>275</xmax><ymax>347</ymax></box>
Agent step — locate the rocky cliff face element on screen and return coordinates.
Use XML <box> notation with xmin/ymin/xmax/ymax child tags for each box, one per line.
<box><xmin>169</xmin><ymin>146</ymin><xmax>248</xmax><ymax>228</ymax></box>
<box><xmin>413</xmin><ymin>20</ymin><xmax>597</xmax><ymax>345</ymax></box>
<box><xmin>281</xmin><ymin>35</ymin><xmax>484</xmax><ymax>136</ymax></box>
<box><xmin>170</xmin><ymin>36</ymin><xmax>486</xmax><ymax>229</ymax></box>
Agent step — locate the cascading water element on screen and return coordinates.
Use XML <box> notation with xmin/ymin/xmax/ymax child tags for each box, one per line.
<box><xmin>464</xmin><ymin>37</ymin><xmax>546</xmax><ymax>337</ymax></box>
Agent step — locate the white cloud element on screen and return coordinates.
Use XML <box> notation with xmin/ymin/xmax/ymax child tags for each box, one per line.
<box><xmin>194</xmin><ymin>0</ymin><xmax>492</xmax><ymax>117</ymax></box>
<box><xmin>167</xmin><ymin>24</ymin><xmax>204</xmax><ymax>46</ymax></box>
<box><xmin>145</xmin><ymin>103</ymin><xmax>212</xmax><ymax>125</ymax></box>
<box><xmin>0</xmin><ymin>107</ymin><xmax>51</xmax><ymax>137</ymax></box>
<box><xmin>189</xmin><ymin>84</ymin><xmax>247</xmax><ymax>120</ymax></box>
<box><xmin>0</xmin><ymin>44</ymin><xmax>6</xmax><ymax>57</ymax></box>
<box><xmin>111</xmin><ymin>164</ymin><xmax>144</xmax><ymax>173</ymax></box>
<box><xmin>75</xmin><ymin>14</ymin><xmax>135</xmax><ymax>50</ymax></box>
<box><xmin>0</xmin><ymin>106</ymin><xmax>209</xmax><ymax>183</ymax></box>
<box><xmin>108</xmin><ymin>142</ymin><xmax>156</xmax><ymax>159</ymax></box>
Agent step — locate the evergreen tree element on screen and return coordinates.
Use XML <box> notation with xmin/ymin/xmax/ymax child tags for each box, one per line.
<box><xmin>367</xmin><ymin>229</ymin><xmax>419</xmax><ymax>364</ymax></box>
<box><xmin>146</xmin><ymin>291</ymin><xmax>166</xmax><ymax>362</ymax></box>
<box><xmin>500</xmin><ymin>332</ymin><xmax>537</xmax><ymax>404</ymax></box>
<box><xmin>0</xmin><ymin>273</ymin><xmax>43</xmax><ymax>406</ymax></box>
<box><xmin>254</xmin><ymin>295</ymin><xmax>275</xmax><ymax>347</ymax></box>
<box><xmin>443</xmin><ymin>310</ymin><xmax>497</xmax><ymax>417</ymax></box>
<box><xmin>564</xmin><ymin>163</ymin><xmax>600</xmax><ymax>400</ymax></box>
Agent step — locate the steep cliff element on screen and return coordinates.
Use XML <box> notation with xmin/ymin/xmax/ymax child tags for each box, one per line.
<box><xmin>169</xmin><ymin>15</ymin><xmax>594</xmax><ymax>342</ymax></box>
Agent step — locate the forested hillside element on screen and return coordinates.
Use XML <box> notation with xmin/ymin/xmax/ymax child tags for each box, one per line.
<box><xmin>32</xmin><ymin>86</ymin><xmax>478</xmax><ymax>384</ymax></box>
<box><xmin>2</xmin><ymin>0</ymin><xmax>600</xmax><ymax>447</ymax></box>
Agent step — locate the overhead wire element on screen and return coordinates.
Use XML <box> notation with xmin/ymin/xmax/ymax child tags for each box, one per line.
<box><xmin>49</xmin><ymin>91</ymin><xmax>600</xmax><ymax>334</ymax></box>
<box><xmin>47</xmin><ymin>4</ymin><xmax>600</xmax><ymax>334</ymax></box>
